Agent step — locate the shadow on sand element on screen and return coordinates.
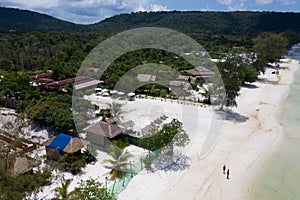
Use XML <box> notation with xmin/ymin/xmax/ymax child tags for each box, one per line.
<box><xmin>242</xmin><ymin>83</ymin><xmax>259</xmax><ymax>89</ymax></box>
<box><xmin>154</xmin><ymin>152</ymin><xmax>191</xmax><ymax>172</ymax></box>
<box><xmin>257</xmin><ymin>77</ymin><xmax>278</xmax><ymax>85</ymax></box>
<box><xmin>216</xmin><ymin>109</ymin><xmax>249</xmax><ymax>123</ymax></box>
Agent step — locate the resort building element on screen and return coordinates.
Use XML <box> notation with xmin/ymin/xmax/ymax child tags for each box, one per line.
<box><xmin>169</xmin><ymin>80</ymin><xmax>192</xmax><ymax>96</ymax></box>
<box><xmin>43</xmin><ymin>133</ymin><xmax>89</xmax><ymax>161</ymax></box>
<box><xmin>84</xmin><ymin>119</ymin><xmax>124</xmax><ymax>149</ymax></box>
<box><xmin>137</xmin><ymin>74</ymin><xmax>157</xmax><ymax>82</ymax></box>
<box><xmin>84</xmin><ymin>118</ymin><xmax>135</xmax><ymax>150</ymax></box>
<box><xmin>185</xmin><ymin>66</ymin><xmax>214</xmax><ymax>79</ymax></box>
<box><xmin>11</xmin><ymin>156</ymin><xmax>39</xmax><ymax>175</ymax></box>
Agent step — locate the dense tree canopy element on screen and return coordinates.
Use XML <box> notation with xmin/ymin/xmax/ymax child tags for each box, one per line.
<box><xmin>72</xmin><ymin>179</ymin><xmax>116</xmax><ymax>200</ymax></box>
<box><xmin>0</xmin><ymin>32</ymin><xmax>105</xmax><ymax>72</ymax></box>
<box><xmin>216</xmin><ymin>57</ymin><xmax>242</xmax><ymax>110</ymax></box>
<box><xmin>253</xmin><ymin>32</ymin><xmax>289</xmax><ymax>71</ymax></box>
<box><xmin>52</xmin><ymin>178</ymin><xmax>115</xmax><ymax>200</ymax></box>
<box><xmin>138</xmin><ymin>119</ymin><xmax>190</xmax><ymax>154</ymax></box>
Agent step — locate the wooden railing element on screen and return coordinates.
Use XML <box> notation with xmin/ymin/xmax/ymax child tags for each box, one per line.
<box><xmin>0</xmin><ymin>133</ymin><xmax>38</xmax><ymax>154</ymax></box>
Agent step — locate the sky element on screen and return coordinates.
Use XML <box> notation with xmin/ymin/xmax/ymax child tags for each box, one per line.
<box><xmin>0</xmin><ymin>0</ymin><xmax>299</xmax><ymax>24</ymax></box>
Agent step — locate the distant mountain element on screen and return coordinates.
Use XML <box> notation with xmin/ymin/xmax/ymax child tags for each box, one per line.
<box><xmin>0</xmin><ymin>7</ymin><xmax>300</xmax><ymax>39</ymax></box>
<box><xmin>0</xmin><ymin>7</ymin><xmax>88</xmax><ymax>32</ymax></box>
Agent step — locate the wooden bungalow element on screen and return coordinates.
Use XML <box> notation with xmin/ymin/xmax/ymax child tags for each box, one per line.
<box><xmin>84</xmin><ymin>120</ymin><xmax>125</xmax><ymax>149</ymax></box>
<box><xmin>43</xmin><ymin>133</ymin><xmax>89</xmax><ymax>161</ymax></box>
<box><xmin>11</xmin><ymin>156</ymin><xmax>39</xmax><ymax>175</ymax></box>
<box><xmin>185</xmin><ymin>66</ymin><xmax>214</xmax><ymax>79</ymax></box>
<box><xmin>169</xmin><ymin>80</ymin><xmax>192</xmax><ymax>96</ymax></box>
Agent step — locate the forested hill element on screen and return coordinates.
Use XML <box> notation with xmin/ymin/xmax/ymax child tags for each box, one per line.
<box><xmin>90</xmin><ymin>11</ymin><xmax>300</xmax><ymax>36</ymax></box>
<box><xmin>1</xmin><ymin>7</ymin><xmax>300</xmax><ymax>38</ymax></box>
<box><xmin>0</xmin><ymin>7</ymin><xmax>88</xmax><ymax>32</ymax></box>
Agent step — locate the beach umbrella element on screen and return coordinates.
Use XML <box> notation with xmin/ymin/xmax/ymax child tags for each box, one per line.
<box><xmin>127</xmin><ymin>92</ymin><xmax>135</xmax><ymax>97</ymax></box>
<box><xmin>110</xmin><ymin>90</ymin><xmax>118</xmax><ymax>94</ymax></box>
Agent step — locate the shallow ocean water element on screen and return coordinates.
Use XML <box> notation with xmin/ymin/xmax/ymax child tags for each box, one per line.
<box><xmin>250</xmin><ymin>61</ymin><xmax>300</xmax><ymax>200</ymax></box>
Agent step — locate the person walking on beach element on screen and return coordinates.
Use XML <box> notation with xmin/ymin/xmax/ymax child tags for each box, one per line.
<box><xmin>223</xmin><ymin>165</ymin><xmax>226</xmax><ymax>174</ymax></box>
<box><xmin>227</xmin><ymin>169</ymin><xmax>230</xmax><ymax>179</ymax></box>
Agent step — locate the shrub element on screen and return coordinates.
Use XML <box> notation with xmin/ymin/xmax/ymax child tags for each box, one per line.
<box><xmin>111</xmin><ymin>138</ymin><xmax>129</xmax><ymax>149</ymax></box>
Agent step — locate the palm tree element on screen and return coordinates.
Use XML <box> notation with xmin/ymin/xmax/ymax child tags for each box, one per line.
<box><xmin>144</xmin><ymin>154</ymin><xmax>156</xmax><ymax>172</ymax></box>
<box><xmin>103</xmin><ymin>145</ymin><xmax>132</xmax><ymax>180</ymax></box>
<box><xmin>54</xmin><ymin>178</ymin><xmax>75</xmax><ymax>200</ymax></box>
<box><xmin>83</xmin><ymin>145</ymin><xmax>98</xmax><ymax>163</ymax></box>
<box><xmin>108</xmin><ymin>102</ymin><xmax>124</xmax><ymax>119</ymax></box>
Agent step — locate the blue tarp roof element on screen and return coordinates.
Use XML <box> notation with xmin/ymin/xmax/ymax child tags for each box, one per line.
<box><xmin>49</xmin><ymin>133</ymin><xmax>74</xmax><ymax>151</ymax></box>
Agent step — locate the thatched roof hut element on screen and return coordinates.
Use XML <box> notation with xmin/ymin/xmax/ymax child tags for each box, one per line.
<box><xmin>84</xmin><ymin>121</ymin><xmax>124</xmax><ymax>139</ymax></box>
<box><xmin>43</xmin><ymin>133</ymin><xmax>89</xmax><ymax>160</ymax></box>
<box><xmin>12</xmin><ymin>157</ymin><xmax>38</xmax><ymax>175</ymax></box>
<box><xmin>185</xmin><ymin>66</ymin><xmax>214</xmax><ymax>78</ymax></box>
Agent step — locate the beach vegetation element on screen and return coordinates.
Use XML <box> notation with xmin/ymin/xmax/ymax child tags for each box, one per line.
<box><xmin>143</xmin><ymin>153</ymin><xmax>156</xmax><ymax>172</ymax></box>
<box><xmin>98</xmin><ymin>108</ymin><xmax>112</xmax><ymax>121</ymax></box>
<box><xmin>72</xmin><ymin>178</ymin><xmax>116</xmax><ymax>200</ymax></box>
<box><xmin>103</xmin><ymin>145</ymin><xmax>133</xmax><ymax>180</ymax></box>
<box><xmin>138</xmin><ymin>119</ymin><xmax>190</xmax><ymax>155</ymax></box>
<box><xmin>216</xmin><ymin>57</ymin><xmax>242</xmax><ymax>110</ymax></box>
<box><xmin>52</xmin><ymin>178</ymin><xmax>116</xmax><ymax>200</ymax></box>
<box><xmin>0</xmin><ymin>145</ymin><xmax>52</xmax><ymax>199</ymax></box>
<box><xmin>108</xmin><ymin>102</ymin><xmax>124</xmax><ymax>119</ymax></box>
<box><xmin>111</xmin><ymin>138</ymin><xmax>130</xmax><ymax>149</ymax></box>
<box><xmin>253</xmin><ymin>32</ymin><xmax>289</xmax><ymax>72</ymax></box>
<box><xmin>53</xmin><ymin>178</ymin><xmax>75</xmax><ymax>200</ymax></box>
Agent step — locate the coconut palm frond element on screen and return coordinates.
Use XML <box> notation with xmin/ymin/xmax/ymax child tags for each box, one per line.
<box><xmin>103</xmin><ymin>145</ymin><xmax>133</xmax><ymax>180</ymax></box>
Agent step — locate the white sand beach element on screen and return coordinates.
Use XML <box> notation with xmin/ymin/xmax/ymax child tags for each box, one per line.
<box><xmin>117</xmin><ymin>59</ymin><xmax>300</xmax><ymax>200</ymax></box>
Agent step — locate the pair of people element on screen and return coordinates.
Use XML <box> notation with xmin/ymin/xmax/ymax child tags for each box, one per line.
<box><xmin>223</xmin><ymin>165</ymin><xmax>230</xmax><ymax>179</ymax></box>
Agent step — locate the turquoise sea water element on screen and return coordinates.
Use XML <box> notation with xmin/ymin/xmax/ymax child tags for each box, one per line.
<box><xmin>250</xmin><ymin>60</ymin><xmax>300</xmax><ymax>200</ymax></box>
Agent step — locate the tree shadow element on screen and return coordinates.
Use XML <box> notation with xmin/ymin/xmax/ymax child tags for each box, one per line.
<box><xmin>257</xmin><ymin>78</ymin><xmax>278</xmax><ymax>85</ymax></box>
<box><xmin>153</xmin><ymin>152</ymin><xmax>191</xmax><ymax>172</ymax></box>
<box><xmin>216</xmin><ymin>109</ymin><xmax>249</xmax><ymax>123</ymax></box>
<box><xmin>242</xmin><ymin>83</ymin><xmax>259</xmax><ymax>89</ymax></box>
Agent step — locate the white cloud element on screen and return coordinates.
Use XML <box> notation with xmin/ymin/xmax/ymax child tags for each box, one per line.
<box><xmin>69</xmin><ymin>0</ymin><xmax>117</xmax><ymax>8</ymax></box>
<box><xmin>278</xmin><ymin>0</ymin><xmax>296</xmax><ymax>5</ymax></box>
<box><xmin>0</xmin><ymin>0</ymin><xmax>59</xmax><ymax>10</ymax></box>
<box><xmin>217</xmin><ymin>0</ymin><xmax>246</xmax><ymax>10</ymax></box>
<box><xmin>256</xmin><ymin>0</ymin><xmax>273</xmax><ymax>5</ymax></box>
<box><xmin>0</xmin><ymin>0</ymin><xmax>169</xmax><ymax>24</ymax></box>
<box><xmin>217</xmin><ymin>0</ymin><xmax>233</xmax><ymax>6</ymax></box>
<box><xmin>150</xmin><ymin>4</ymin><xmax>168</xmax><ymax>12</ymax></box>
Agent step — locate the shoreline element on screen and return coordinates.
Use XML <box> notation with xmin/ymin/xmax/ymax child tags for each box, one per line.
<box><xmin>118</xmin><ymin>59</ymin><xmax>300</xmax><ymax>200</ymax></box>
<box><xmin>248</xmin><ymin>59</ymin><xmax>300</xmax><ymax>199</ymax></box>
<box><xmin>242</xmin><ymin>59</ymin><xmax>300</xmax><ymax>200</ymax></box>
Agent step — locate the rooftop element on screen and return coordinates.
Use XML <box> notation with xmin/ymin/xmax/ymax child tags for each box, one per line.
<box><xmin>169</xmin><ymin>80</ymin><xmax>183</xmax><ymax>87</ymax></box>
<box><xmin>137</xmin><ymin>74</ymin><xmax>157</xmax><ymax>82</ymax></box>
<box><xmin>84</xmin><ymin>121</ymin><xmax>124</xmax><ymax>138</ymax></box>
<box><xmin>12</xmin><ymin>156</ymin><xmax>39</xmax><ymax>175</ymax></box>
<box><xmin>185</xmin><ymin>66</ymin><xmax>214</xmax><ymax>78</ymax></box>
<box><xmin>44</xmin><ymin>133</ymin><xmax>88</xmax><ymax>154</ymax></box>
